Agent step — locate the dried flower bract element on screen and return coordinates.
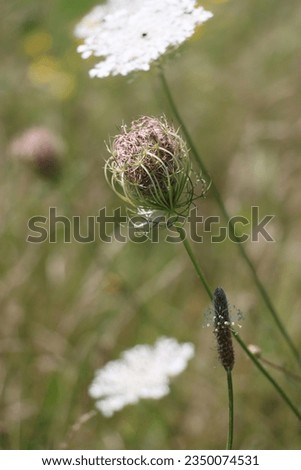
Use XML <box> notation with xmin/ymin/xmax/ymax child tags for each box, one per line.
<box><xmin>105</xmin><ymin>115</ymin><xmax>206</xmax><ymax>223</ymax></box>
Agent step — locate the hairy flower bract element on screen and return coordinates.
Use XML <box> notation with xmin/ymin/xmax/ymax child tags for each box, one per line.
<box><xmin>105</xmin><ymin>115</ymin><xmax>203</xmax><ymax>222</ymax></box>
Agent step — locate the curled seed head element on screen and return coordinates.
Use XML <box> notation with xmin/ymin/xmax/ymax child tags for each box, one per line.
<box><xmin>213</xmin><ymin>287</ymin><xmax>235</xmax><ymax>371</ymax></box>
<box><xmin>8</xmin><ymin>127</ymin><xmax>64</xmax><ymax>179</ymax></box>
<box><xmin>105</xmin><ymin>115</ymin><xmax>200</xmax><ymax>220</ymax></box>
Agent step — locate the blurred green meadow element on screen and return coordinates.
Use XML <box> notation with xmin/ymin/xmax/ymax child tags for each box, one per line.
<box><xmin>1</xmin><ymin>0</ymin><xmax>301</xmax><ymax>449</ymax></box>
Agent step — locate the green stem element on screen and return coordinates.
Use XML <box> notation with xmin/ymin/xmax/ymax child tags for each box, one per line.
<box><xmin>159</xmin><ymin>67</ymin><xmax>301</xmax><ymax>367</ymax></box>
<box><xmin>179</xmin><ymin>230</ymin><xmax>212</xmax><ymax>301</ymax></box>
<box><xmin>233</xmin><ymin>333</ymin><xmax>301</xmax><ymax>421</ymax></box>
<box><xmin>259</xmin><ymin>356</ymin><xmax>301</xmax><ymax>383</ymax></box>
<box><xmin>179</xmin><ymin>233</ymin><xmax>301</xmax><ymax>421</ymax></box>
<box><xmin>226</xmin><ymin>370</ymin><xmax>234</xmax><ymax>450</ymax></box>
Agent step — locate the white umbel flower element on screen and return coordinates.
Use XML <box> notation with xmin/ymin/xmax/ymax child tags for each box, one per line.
<box><xmin>89</xmin><ymin>337</ymin><xmax>195</xmax><ymax>416</ymax></box>
<box><xmin>75</xmin><ymin>0</ymin><xmax>213</xmax><ymax>78</ymax></box>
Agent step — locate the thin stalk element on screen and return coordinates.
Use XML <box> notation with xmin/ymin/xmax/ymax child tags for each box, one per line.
<box><xmin>259</xmin><ymin>357</ymin><xmax>301</xmax><ymax>383</ymax></box>
<box><xmin>160</xmin><ymin>68</ymin><xmax>301</xmax><ymax>367</ymax></box>
<box><xmin>233</xmin><ymin>333</ymin><xmax>301</xmax><ymax>420</ymax></box>
<box><xmin>226</xmin><ymin>370</ymin><xmax>234</xmax><ymax>450</ymax></box>
<box><xmin>179</xmin><ymin>232</ymin><xmax>301</xmax><ymax>421</ymax></box>
<box><xmin>178</xmin><ymin>228</ymin><xmax>212</xmax><ymax>300</ymax></box>
<box><xmin>60</xmin><ymin>410</ymin><xmax>97</xmax><ymax>449</ymax></box>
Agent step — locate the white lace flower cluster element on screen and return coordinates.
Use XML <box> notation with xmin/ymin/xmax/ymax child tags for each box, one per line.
<box><xmin>75</xmin><ymin>0</ymin><xmax>213</xmax><ymax>78</ymax></box>
<box><xmin>89</xmin><ymin>337</ymin><xmax>195</xmax><ymax>416</ymax></box>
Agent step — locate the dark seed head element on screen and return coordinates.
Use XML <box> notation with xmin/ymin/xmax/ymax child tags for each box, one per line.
<box><xmin>213</xmin><ymin>287</ymin><xmax>235</xmax><ymax>371</ymax></box>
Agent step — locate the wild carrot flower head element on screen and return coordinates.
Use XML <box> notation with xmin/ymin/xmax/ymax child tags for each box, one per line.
<box><xmin>89</xmin><ymin>337</ymin><xmax>194</xmax><ymax>417</ymax></box>
<box><xmin>75</xmin><ymin>0</ymin><xmax>213</xmax><ymax>78</ymax></box>
<box><xmin>213</xmin><ymin>287</ymin><xmax>235</xmax><ymax>371</ymax></box>
<box><xmin>8</xmin><ymin>126</ymin><xmax>64</xmax><ymax>179</ymax></box>
<box><xmin>105</xmin><ymin>115</ymin><xmax>206</xmax><ymax>223</ymax></box>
